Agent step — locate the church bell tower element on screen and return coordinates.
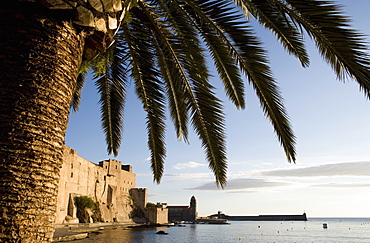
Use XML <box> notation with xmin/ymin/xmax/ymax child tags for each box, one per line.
<box><xmin>190</xmin><ymin>196</ymin><xmax>197</xmax><ymax>222</ymax></box>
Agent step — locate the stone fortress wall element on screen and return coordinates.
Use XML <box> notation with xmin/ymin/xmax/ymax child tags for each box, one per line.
<box><xmin>55</xmin><ymin>146</ymin><xmax>167</xmax><ymax>224</ymax></box>
<box><xmin>130</xmin><ymin>188</ymin><xmax>168</xmax><ymax>225</ymax></box>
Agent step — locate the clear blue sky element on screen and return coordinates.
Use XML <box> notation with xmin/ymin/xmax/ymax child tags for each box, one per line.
<box><xmin>66</xmin><ymin>1</ymin><xmax>370</xmax><ymax>218</ymax></box>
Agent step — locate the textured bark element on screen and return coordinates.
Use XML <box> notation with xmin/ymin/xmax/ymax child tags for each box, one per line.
<box><xmin>0</xmin><ymin>3</ymin><xmax>85</xmax><ymax>242</ymax></box>
<box><xmin>23</xmin><ymin>0</ymin><xmax>125</xmax><ymax>60</ymax></box>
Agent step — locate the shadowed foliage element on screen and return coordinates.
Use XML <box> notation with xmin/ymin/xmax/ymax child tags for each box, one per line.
<box><xmin>75</xmin><ymin>0</ymin><xmax>370</xmax><ymax>188</ymax></box>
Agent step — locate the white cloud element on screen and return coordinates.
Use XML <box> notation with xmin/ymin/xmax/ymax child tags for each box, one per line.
<box><xmin>311</xmin><ymin>182</ymin><xmax>370</xmax><ymax>188</ymax></box>
<box><xmin>262</xmin><ymin>162</ymin><xmax>273</xmax><ymax>166</ymax></box>
<box><xmin>260</xmin><ymin>161</ymin><xmax>370</xmax><ymax>177</ymax></box>
<box><xmin>164</xmin><ymin>173</ymin><xmax>212</xmax><ymax>179</ymax></box>
<box><xmin>148</xmin><ymin>193</ymin><xmax>166</xmax><ymax>197</ymax></box>
<box><xmin>173</xmin><ymin>161</ymin><xmax>207</xmax><ymax>170</ymax></box>
<box><xmin>186</xmin><ymin>178</ymin><xmax>291</xmax><ymax>191</ymax></box>
<box><xmin>136</xmin><ymin>173</ymin><xmax>153</xmax><ymax>177</ymax></box>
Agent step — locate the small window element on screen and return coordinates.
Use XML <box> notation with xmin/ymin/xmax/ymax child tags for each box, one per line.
<box><xmin>71</xmin><ymin>172</ymin><xmax>73</xmax><ymax>178</ymax></box>
<box><xmin>115</xmin><ymin>165</ymin><xmax>118</xmax><ymax>169</ymax></box>
<box><xmin>71</xmin><ymin>163</ymin><xmax>73</xmax><ymax>169</ymax></box>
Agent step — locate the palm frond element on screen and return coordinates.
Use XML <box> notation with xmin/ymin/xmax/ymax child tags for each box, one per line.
<box><xmin>131</xmin><ymin>0</ymin><xmax>228</xmax><ymax>186</ymax></box>
<box><xmin>151</xmin><ymin>0</ymin><xmax>228</xmax><ymax>187</ymax></box>
<box><xmin>133</xmin><ymin>2</ymin><xmax>191</xmax><ymax>143</ymax></box>
<box><xmin>282</xmin><ymin>0</ymin><xmax>370</xmax><ymax>97</ymax></box>
<box><xmin>71</xmin><ymin>61</ymin><xmax>88</xmax><ymax>112</ymax></box>
<box><xmin>190</xmin><ymin>78</ymin><xmax>228</xmax><ymax>188</ymax></box>
<box><xmin>180</xmin><ymin>0</ymin><xmax>246</xmax><ymax>110</ymax></box>
<box><xmin>183</xmin><ymin>0</ymin><xmax>296</xmax><ymax>162</ymax></box>
<box><xmin>83</xmin><ymin>0</ymin><xmax>370</xmax><ymax>187</ymax></box>
<box><xmin>94</xmin><ymin>46</ymin><xmax>127</xmax><ymax>156</ymax></box>
<box><xmin>122</xmin><ymin>20</ymin><xmax>166</xmax><ymax>183</ymax></box>
<box><xmin>235</xmin><ymin>0</ymin><xmax>309</xmax><ymax>67</ymax></box>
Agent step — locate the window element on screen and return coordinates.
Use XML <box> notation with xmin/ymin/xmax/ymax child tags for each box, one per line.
<box><xmin>70</xmin><ymin>172</ymin><xmax>73</xmax><ymax>178</ymax></box>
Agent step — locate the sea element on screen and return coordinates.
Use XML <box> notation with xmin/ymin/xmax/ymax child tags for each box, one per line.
<box><xmin>78</xmin><ymin>218</ymin><xmax>370</xmax><ymax>243</ymax></box>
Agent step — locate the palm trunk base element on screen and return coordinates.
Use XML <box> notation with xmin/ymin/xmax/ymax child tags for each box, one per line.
<box><xmin>0</xmin><ymin>4</ymin><xmax>85</xmax><ymax>242</ymax></box>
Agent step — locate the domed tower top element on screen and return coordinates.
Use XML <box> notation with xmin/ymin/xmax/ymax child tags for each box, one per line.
<box><xmin>190</xmin><ymin>196</ymin><xmax>196</xmax><ymax>207</ymax></box>
<box><xmin>189</xmin><ymin>196</ymin><xmax>197</xmax><ymax>222</ymax></box>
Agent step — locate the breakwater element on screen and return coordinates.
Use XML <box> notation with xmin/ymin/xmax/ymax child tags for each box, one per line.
<box><xmin>210</xmin><ymin>212</ymin><xmax>307</xmax><ymax>221</ymax></box>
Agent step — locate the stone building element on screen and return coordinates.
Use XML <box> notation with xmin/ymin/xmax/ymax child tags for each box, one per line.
<box><xmin>167</xmin><ymin>196</ymin><xmax>198</xmax><ymax>222</ymax></box>
<box><xmin>146</xmin><ymin>203</ymin><xmax>168</xmax><ymax>225</ymax></box>
<box><xmin>55</xmin><ymin>146</ymin><xmax>168</xmax><ymax>225</ymax></box>
<box><xmin>130</xmin><ymin>188</ymin><xmax>168</xmax><ymax>225</ymax></box>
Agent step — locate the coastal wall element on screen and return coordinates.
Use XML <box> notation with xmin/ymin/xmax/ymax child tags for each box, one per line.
<box><xmin>55</xmin><ymin>146</ymin><xmax>136</xmax><ymax>224</ymax></box>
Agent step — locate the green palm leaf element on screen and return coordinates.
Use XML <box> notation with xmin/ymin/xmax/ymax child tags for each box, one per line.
<box><xmin>235</xmin><ymin>0</ymin><xmax>309</xmax><ymax>67</ymax></box>
<box><xmin>183</xmin><ymin>0</ymin><xmax>296</xmax><ymax>162</ymax></box>
<box><xmin>123</xmin><ymin>19</ymin><xmax>167</xmax><ymax>183</ymax></box>
<box><xmin>134</xmin><ymin>3</ymin><xmax>191</xmax><ymax>142</ymax></box>
<box><xmin>82</xmin><ymin>0</ymin><xmax>370</xmax><ymax>186</ymax></box>
<box><xmin>92</xmin><ymin>45</ymin><xmax>127</xmax><ymax>156</ymax></box>
<box><xmin>179</xmin><ymin>0</ymin><xmax>246</xmax><ymax>110</ymax></box>
<box><xmin>71</xmin><ymin>62</ymin><xmax>88</xmax><ymax>112</ymax></box>
<box><xmin>281</xmin><ymin>0</ymin><xmax>370</xmax><ymax>96</ymax></box>
<box><xmin>133</xmin><ymin>1</ymin><xmax>228</xmax><ymax>186</ymax></box>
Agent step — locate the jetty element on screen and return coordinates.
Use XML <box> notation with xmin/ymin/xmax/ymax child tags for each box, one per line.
<box><xmin>196</xmin><ymin>218</ymin><xmax>229</xmax><ymax>224</ymax></box>
<box><xmin>208</xmin><ymin>212</ymin><xmax>307</xmax><ymax>221</ymax></box>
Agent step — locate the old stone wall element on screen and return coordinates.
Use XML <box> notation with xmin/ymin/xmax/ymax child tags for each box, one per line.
<box><xmin>147</xmin><ymin>206</ymin><xmax>168</xmax><ymax>225</ymax></box>
<box><xmin>55</xmin><ymin>146</ymin><xmax>136</xmax><ymax>224</ymax></box>
<box><xmin>129</xmin><ymin>188</ymin><xmax>148</xmax><ymax>211</ymax></box>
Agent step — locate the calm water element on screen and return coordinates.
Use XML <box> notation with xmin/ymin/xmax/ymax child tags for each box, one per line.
<box><xmin>78</xmin><ymin>218</ymin><xmax>370</xmax><ymax>243</ymax></box>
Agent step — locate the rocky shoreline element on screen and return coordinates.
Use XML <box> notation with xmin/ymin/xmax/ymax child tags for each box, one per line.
<box><xmin>53</xmin><ymin>222</ymin><xmax>176</xmax><ymax>242</ymax></box>
<box><xmin>53</xmin><ymin>222</ymin><xmax>138</xmax><ymax>242</ymax></box>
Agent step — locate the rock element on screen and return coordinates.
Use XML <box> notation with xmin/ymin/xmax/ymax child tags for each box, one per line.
<box><xmin>53</xmin><ymin>233</ymin><xmax>88</xmax><ymax>242</ymax></box>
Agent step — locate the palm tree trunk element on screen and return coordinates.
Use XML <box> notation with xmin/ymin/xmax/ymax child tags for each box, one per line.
<box><xmin>0</xmin><ymin>4</ymin><xmax>85</xmax><ymax>242</ymax></box>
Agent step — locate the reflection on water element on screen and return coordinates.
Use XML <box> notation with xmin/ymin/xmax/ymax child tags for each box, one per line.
<box><xmin>74</xmin><ymin>219</ymin><xmax>370</xmax><ymax>243</ymax></box>
<box><xmin>77</xmin><ymin>226</ymin><xmax>195</xmax><ymax>243</ymax></box>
